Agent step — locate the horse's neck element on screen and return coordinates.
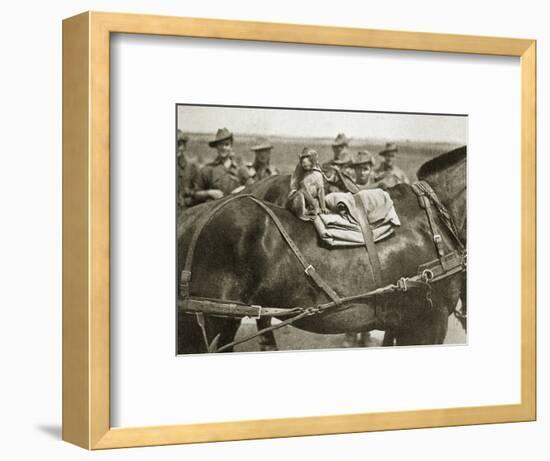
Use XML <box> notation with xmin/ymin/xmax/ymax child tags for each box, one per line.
<box><xmin>424</xmin><ymin>161</ymin><xmax>467</xmax><ymax>242</ymax></box>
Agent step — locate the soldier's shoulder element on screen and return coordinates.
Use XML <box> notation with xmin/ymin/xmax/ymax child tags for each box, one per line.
<box><xmin>232</xmin><ymin>155</ymin><xmax>245</xmax><ymax>165</ymax></box>
<box><xmin>188</xmin><ymin>161</ymin><xmax>201</xmax><ymax>173</ymax></box>
<box><xmin>395</xmin><ymin>166</ymin><xmax>408</xmax><ymax>178</ymax></box>
<box><xmin>203</xmin><ymin>159</ymin><xmax>218</xmax><ymax>168</ymax></box>
<box><xmin>199</xmin><ymin>163</ymin><xmax>216</xmax><ymax>176</ymax></box>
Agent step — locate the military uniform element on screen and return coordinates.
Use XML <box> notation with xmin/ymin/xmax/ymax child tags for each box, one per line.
<box><xmin>322</xmin><ymin>134</ymin><xmax>355</xmax><ymax>193</ymax></box>
<box><xmin>247</xmin><ymin>138</ymin><xmax>279</xmax><ymax>183</ymax></box>
<box><xmin>321</xmin><ymin>147</ymin><xmax>356</xmax><ymax>194</ymax></box>
<box><xmin>195</xmin><ymin>155</ymin><xmax>251</xmax><ymax>197</ymax></box>
<box><xmin>374</xmin><ymin>142</ymin><xmax>410</xmax><ymax>188</ymax></box>
<box><xmin>247</xmin><ymin>162</ymin><xmax>279</xmax><ymax>181</ymax></box>
<box><xmin>321</xmin><ymin>147</ymin><xmax>354</xmax><ymax>172</ymax></box>
<box><xmin>177</xmin><ymin>155</ymin><xmax>199</xmax><ymax>210</ymax></box>
<box><xmin>353</xmin><ymin>150</ymin><xmax>377</xmax><ymax>188</ymax></box>
<box><xmin>176</xmin><ymin>131</ymin><xmax>199</xmax><ymax>210</ymax></box>
<box><xmin>374</xmin><ymin>164</ymin><xmax>410</xmax><ymax>187</ymax></box>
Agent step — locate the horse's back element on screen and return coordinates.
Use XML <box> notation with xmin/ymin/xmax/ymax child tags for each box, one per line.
<box><xmin>245</xmin><ymin>175</ymin><xmax>291</xmax><ymax>206</ymax></box>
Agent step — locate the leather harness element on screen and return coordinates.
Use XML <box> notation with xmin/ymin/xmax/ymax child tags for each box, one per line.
<box><xmin>179</xmin><ymin>181</ymin><xmax>466</xmax><ymax>352</ymax></box>
<box><xmin>180</xmin><ymin>194</ymin><xmax>341</xmax><ymax>307</ymax></box>
<box><xmin>353</xmin><ymin>193</ymin><xmax>383</xmax><ymax>287</ymax></box>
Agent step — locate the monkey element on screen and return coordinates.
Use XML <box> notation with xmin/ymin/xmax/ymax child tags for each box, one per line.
<box><xmin>287</xmin><ymin>148</ymin><xmax>328</xmax><ymax>220</ymax></box>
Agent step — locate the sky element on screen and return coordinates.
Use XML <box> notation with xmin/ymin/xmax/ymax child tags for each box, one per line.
<box><xmin>177</xmin><ymin>104</ymin><xmax>468</xmax><ymax>143</ymax></box>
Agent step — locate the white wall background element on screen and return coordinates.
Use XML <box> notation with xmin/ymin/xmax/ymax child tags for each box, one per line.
<box><xmin>0</xmin><ymin>0</ymin><xmax>546</xmax><ymax>459</ymax></box>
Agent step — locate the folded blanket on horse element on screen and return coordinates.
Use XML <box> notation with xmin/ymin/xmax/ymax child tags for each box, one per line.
<box><xmin>313</xmin><ymin>189</ymin><xmax>401</xmax><ymax>247</ymax></box>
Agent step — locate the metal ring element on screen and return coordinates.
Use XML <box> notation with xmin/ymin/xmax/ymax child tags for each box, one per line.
<box><xmin>422</xmin><ymin>269</ymin><xmax>434</xmax><ymax>282</ymax></box>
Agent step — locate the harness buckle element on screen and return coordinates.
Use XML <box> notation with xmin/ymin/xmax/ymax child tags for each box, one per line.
<box><xmin>251</xmin><ymin>304</ymin><xmax>262</xmax><ymax>319</ymax></box>
<box><xmin>396</xmin><ymin>277</ymin><xmax>408</xmax><ymax>291</ymax></box>
<box><xmin>433</xmin><ymin>234</ymin><xmax>445</xmax><ymax>256</ymax></box>
<box><xmin>304</xmin><ymin>265</ymin><xmax>314</xmax><ymax>275</ymax></box>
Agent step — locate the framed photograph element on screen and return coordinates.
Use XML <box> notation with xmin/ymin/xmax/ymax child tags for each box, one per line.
<box><xmin>62</xmin><ymin>11</ymin><xmax>536</xmax><ymax>449</ymax></box>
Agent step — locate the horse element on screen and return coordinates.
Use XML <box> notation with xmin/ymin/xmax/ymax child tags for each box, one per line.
<box><xmin>177</xmin><ymin>146</ymin><xmax>466</xmax><ymax>353</ymax></box>
<box><xmin>246</xmin><ymin>156</ymin><xmax>467</xmax><ymax>348</ymax></box>
<box><xmin>244</xmin><ymin>171</ymin><xmax>370</xmax><ymax>349</ymax></box>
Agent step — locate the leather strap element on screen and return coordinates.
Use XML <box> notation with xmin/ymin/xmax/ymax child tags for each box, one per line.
<box><xmin>180</xmin><ymin>194</ymin><xmax>341</xmax><ymax>305</ymax></box>
<box><xmin>335</xmin><ymin>169</ymin><xmax>360</xmax><ymax>194</ymax></box>
<box><xmin>353</xmin><ymin>193</ymin><xmax>383</xmax><ymax>287</ymax></box>
<box><xmin>413</xmin><ymin>181</ymin><xmax>465</xmax><ymax>252</ymax></box>
<box><xmin>412</xmin><ymin>181</ymin><xmax>465</xmax><ymax>272</ymax></box>
<box><xmin>178</xmin><ymin>190</ymin><xmax>467</xmax><ymax>350</ymax></box>
<box><xmin>417</xmin><ymin>250</ymin><xmax>466</xmax><ymax>282</ymax></box>
<box><xmin>245</xmin><ymin>196</ymin><xmax>341</xmax><ymax>304</ymax></box>
<box><xmin>417</xmin><ymin>192</ymin><xmax>447</xmax><ymax>259</ymax></box>
<box><xmin>180</xmin><ymin>194</ymin><xmax>246</xmax><ymax>298</ymax></box>
<box><xmin>178</xmin><ymin>297</ymin><xmax>301</xmax><ymax>319</ymax></box>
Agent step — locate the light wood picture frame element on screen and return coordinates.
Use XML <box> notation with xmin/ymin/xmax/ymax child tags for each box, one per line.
<box><xmin>62</xmin><ymin>11</ymin><xmax>536</xmax><ymax>449</ymax></box>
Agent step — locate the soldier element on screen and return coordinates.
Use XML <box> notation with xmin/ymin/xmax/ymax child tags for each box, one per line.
<box><xmin>176</xmin><ymin>130</ymin><xmax>199</xmax><ymax>212</ymax></box>
<box><xmin>193</xmin><ymin>128</ymin><xmax>251</xmax><ymax>203</ymax></box>
<box><xmin>352</xmin><ymin>150</ymin><xmax>377</xmax><ymax>188</ymax></box>
<box><xmin>322</xmin><ymin>133</ymin><xmax>357</xmax><ymax>193</ymax></box>
<box><xmin>374</xmin><ymin>142</ymin><xmax>410</xmax><ymax>187</ymax></box>
<box><xmin>322</xmin><ymin>133</ymin><xmax>354</xmax><ymax>171</ymax></box>
<box><xmin>247</xmin><ymin>138</ymin><xmax>279</xmax><ymax>181</ymax></box>
<box><xmin>340</xmin><ymin>158</ymin><xmax>357</xmax><ymax>183</ymax></box>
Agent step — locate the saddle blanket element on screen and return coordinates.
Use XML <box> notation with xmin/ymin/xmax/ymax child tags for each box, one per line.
<box><xmin>313</xmin><ymin>189</ymin><xmax>401</xmax><ymax>247</ymax></box>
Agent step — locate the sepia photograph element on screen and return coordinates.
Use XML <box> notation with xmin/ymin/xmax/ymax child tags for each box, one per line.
<box><xmin>176</xmin><ymin>104</ymin><xmax>467</xmax><ymax>354</ymax></box>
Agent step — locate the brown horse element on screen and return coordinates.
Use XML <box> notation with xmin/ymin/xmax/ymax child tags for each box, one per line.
<box><xmin>244</xmin><ymin>170</ymin><xmax>365</xmax><ymax>349</ymax></box>
<box><xmin>177</xmin><ymin>147</ymin><xmax>466</xmax><ymax>353</ymax></box>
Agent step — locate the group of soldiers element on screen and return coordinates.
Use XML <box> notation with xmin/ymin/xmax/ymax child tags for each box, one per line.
<box><xmin>321</xmin><ymin>133</ymin><xmax>409</xmax><ymax>189</ymax></box>
<box><xmin>177</xmin><ymin>127</ymin><xmax>279</xmax><ymax>212</ymax></box>
<box><xmin>177</xmin><ymin>127</ymin><xmax>410</xmax><ymax>213</ymax></box>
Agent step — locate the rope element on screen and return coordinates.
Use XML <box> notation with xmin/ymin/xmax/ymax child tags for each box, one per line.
<box><xmin>211</xmin><ymin>274</ymin><xmax>435</xmax><ymax>352</ymax></box>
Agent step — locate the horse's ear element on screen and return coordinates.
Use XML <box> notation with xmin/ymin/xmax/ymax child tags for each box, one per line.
<box><xmin>417</xmin><ymin>146</ymin><xmax>466</xmax><ymax>180</ymax></box>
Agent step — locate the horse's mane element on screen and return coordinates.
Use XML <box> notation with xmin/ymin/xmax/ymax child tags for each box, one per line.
<box><xmin>416</xmin><ymin>146</ymin><xmax>467</xmax><ymax>180</ymax></box>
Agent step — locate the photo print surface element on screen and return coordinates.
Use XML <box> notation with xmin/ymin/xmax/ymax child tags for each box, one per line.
<box><xmin>176</xmin><ymin>104</ymin><xmax>467</xmax><ymax>355</ymax></box>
